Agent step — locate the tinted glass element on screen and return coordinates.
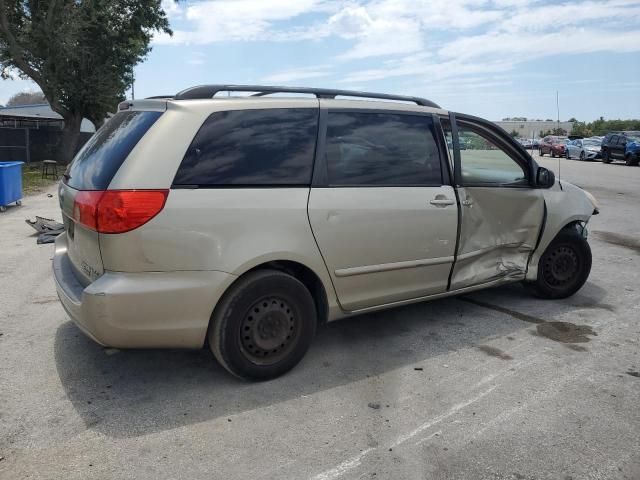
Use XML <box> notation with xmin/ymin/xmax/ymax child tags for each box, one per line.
<box><xmin>173</xmin><ymin>108</ymin><xmax>318</xmax><ymax>186</ymax></box>
<box><xmin>610</xmin><ymin>135</ymin><xmax>618</xmax><ymax>144</ymax></box>
<box><xmin>325</xmin><ymin>112</ymin><xmax>442</xmax><ymax>186</ymax></box>
<box><xmin>457</xmin><ymin>122</ymin><xmax>527</xmax><ymax>185</ymax></box>
<box><xmin>66</xmin><ymin>111</ymin><xmax>162</xmax><ymax>190</ymax></box>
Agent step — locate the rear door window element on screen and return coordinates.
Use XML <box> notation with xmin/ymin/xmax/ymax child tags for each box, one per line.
<box><xmin>173</xmin><ymin>108</ymin><xmax>318</xmax><ymax>186</ymax></box>
<box><xmin>324</xmin><ymin>112</ymin><xmax>443</xmax><ymax>186</ymax></box>
<box><xmin>65</xmin><ymin>111</ymin><xmax>162</xmax><ymax>190</ymax></box>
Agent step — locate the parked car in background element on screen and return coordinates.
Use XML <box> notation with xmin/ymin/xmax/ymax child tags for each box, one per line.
<box><xmin>626</xmin><ymin>136</ymin><xmax>640</xmax><ymax>166</ymax></box>
<box><xmin>602</xmin><ymin>132</ymin><xmax>640</xmax><ymax>166</ymax></box>
<box><xmin>52</xmin><ymin>84</ymin><xmax>599</xmax><ymax>380</ymax></box>
<box><xmin>539</xmin><ymin>136</ymin><xmax>568</xmax><ymax>157</ymax></box>
<box><xmin>566</xmin><ymin>138</ymin><xmax>602</xmax><ymax>161</ymax></box>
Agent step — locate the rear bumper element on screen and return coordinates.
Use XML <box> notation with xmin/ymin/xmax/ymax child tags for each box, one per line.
<box><xmin>53</xmin><ymin>233</ymin><xmax>236</xmax><ymax>348</ymax></box>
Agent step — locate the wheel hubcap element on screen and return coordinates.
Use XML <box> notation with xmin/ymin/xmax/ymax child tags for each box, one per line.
<box><xmin>542</xmin><ymin>246</ymin><xmax>579</xmax><ymax>287</ymax></box>
<box><xmin>240</xmin><ymin>296</ymin><xmax>297</xmax><ymax>365</ymax></box>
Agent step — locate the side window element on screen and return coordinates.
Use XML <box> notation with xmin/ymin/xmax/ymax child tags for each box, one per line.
<box><xmin>173</xmin><ymin>108</ymin><xmax>318</xmax><ymax>186</ymax></box>
<box><xmin>610</xmin><ymin>135</ymin><xmax>618</xmax><ymax>145</ymax></box>
<box><xmin>325</xmin><ymin>112</ymin><xmax>443</xmax><ymax>186</ymax></box>
<box><xmin>457</xmin><ymin>122</ymin><xmax>528</xmax><ymax>185</ymax></box>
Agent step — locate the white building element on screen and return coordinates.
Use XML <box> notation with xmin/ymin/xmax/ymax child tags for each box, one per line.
<box><xmin>495</xmin><ymin>120</ymin><xmax>573</xmax><ymax>138</ymax></box>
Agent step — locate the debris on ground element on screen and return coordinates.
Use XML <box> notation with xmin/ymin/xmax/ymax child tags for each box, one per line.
<box><xmin>25</xmin><ymin>216</ymin><xmax>64</xmax><ymax>244</ymax></box>
<box><xmin>367</xmin><ymin>402</ymin><xmax>381</xmax><ymax>410</ymax></box>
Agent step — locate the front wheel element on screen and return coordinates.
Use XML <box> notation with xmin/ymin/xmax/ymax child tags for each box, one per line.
<box><xmin>526</xmin><ymin>227</ymin><xmax>592</xmax><ymax>299</ymax></box>
<box><xmin>208</xmin><ymin>269</ymin><xmax>317</xmax><ymax>381</ymax></box>
<box><xmin>580</xmin><ymin>151</ymin><xmax>585</xmax><ymax>161</ymax></box>
<box><xmin>625</xmin><ymin>154</ymin><xmax>639</xmax><ymax>166</ymax></box>
<box><xmin>602</xmin><ymin>150</ymin><xmax>612</xmax><ymax>163</ymax></box>
<box><xmin>539</xmin><ymin>149</ymin><xmax>544</xmax><ymax>157</ymax></box>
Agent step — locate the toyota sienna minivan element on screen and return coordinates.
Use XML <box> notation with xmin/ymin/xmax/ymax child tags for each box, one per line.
<box><xmin>53</xmin><ymin>85</ymin><xmax>599</xmax><ymax>380</ymax></box>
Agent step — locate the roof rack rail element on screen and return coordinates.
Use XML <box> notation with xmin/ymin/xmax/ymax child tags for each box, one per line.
<box><xmin>173</xmin><ymin>84</ymin><xmax>440</xmax><ymax>108</ymax></box>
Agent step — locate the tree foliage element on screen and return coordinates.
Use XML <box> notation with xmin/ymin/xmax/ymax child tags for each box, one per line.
<box><xmin>6</xmin><ymin>90</ymin><xmax>46</xmax><ymax>105</ymax></box>
<box><xmin>0</xmin><ymin>0</ymin><xmax>172</xmax><ymax>161</ymax></box>
<box><xmin>571</xmin><ymin>118</ymin><xmax>640</xmax><ymax>137</ymax></box>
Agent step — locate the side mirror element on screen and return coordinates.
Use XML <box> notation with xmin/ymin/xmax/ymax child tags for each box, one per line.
<box><xmin>536</xmin><ymin>166</ymin><xmax>555</xmax><ymax>188</ymax></box>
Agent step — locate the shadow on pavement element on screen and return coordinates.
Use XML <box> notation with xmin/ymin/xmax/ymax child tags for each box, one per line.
<box><xmin>54</xmin><ymin>281</ymin><xmax>609</xmax><ymax>438</ymax></box>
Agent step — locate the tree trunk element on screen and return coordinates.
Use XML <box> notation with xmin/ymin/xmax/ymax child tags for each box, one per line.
<box><xmin>59</xmin><ymin>112</ymin><xmax>83</xmax><ymax>164</ymax></box>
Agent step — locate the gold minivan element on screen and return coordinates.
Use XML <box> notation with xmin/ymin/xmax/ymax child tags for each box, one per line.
<box><xmin>53</xmin><ymin>85</ymin><xmax>599</xmax><ymax>380</ymax></box>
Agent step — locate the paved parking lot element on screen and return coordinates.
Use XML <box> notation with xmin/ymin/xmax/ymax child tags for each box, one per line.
<box><xmin>1</xmin><ymin>154</ymin><xmax>639</xmax><ymax>480</ymax></box>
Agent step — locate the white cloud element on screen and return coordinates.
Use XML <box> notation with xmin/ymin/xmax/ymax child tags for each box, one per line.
<box><xmin>186</xmin><ymin>51</ymin><xmax>206</xmax><ymax>66</ymax></box>
<box><xmin>263</xmin><ymin>65</ymin><xmax>333</xmax><ymax>83</ymax></box>
<box><xmin>155</xmin><ymin>0</ymin><xmax>640</xmax><ymax>93</ymax></box>
<box><xmin>156</xmin><ymin>0</ymin><xmax>330</xmax><ymax>44</ymax></box>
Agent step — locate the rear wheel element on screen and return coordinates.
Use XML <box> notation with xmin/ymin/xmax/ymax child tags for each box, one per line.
<box><xmin>579</xmin><ymin>151</ymin><xmax>585</xmax><ymax>161</ymax></box>
<box><xmin>208</xmin><ymin>269</ymin><xmax>317</xmax><ymax>381</ymax></box>
<box><xmin>625</xmin><ymin>153</ymin><xmax>639</xmax><ymax>166</ymax></box>
<box><xmin>539</xmin><ymin>149</ymin><xmax>544</xmax><ymax>157</ymax></box>
<box><xmin>526</xmin><ymin>227</ymin><xmax>591</xmax><ymax>299</ymax></box>
<box><xmin>602</xmin><ymin>149</ymin><xmax>612</xmax><ymax>163</ymax></box>
<box><xmin>551</xmin><ymin>150</ymin><xmax>556</xmax><ymax>158</ymax></box>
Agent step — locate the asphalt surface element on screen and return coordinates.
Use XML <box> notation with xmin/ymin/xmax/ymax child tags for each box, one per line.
<box><xmin>1</xmin><ymin>154</ymin><xmax>639</xmax><ymax>480</ymax></box>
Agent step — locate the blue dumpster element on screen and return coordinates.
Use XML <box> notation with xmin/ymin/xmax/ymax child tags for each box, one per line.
<box><xmin>0</xmin><ymin>161</ymin><xmax>24</xmax><ymax>212</ymax></box>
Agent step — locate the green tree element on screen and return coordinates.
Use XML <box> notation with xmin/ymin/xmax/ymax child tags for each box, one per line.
<box><xmin>568</xmin><ymin>117</ymin><xmax>577</xmax><ymax>123</ymax></box>
<box><xmin>0</xmin><ymin>1</ymin><xmax>172</xmax><ymax>162</ymax></box>
<box><xmin>509</xmin><ymin>129</ymin><xmax>519</xmax><ymax>138</ymax></box>
<box><xmin>7</xmin><ymin>90</ymin><xmax>46</xmax><ymax>106</ymax></box>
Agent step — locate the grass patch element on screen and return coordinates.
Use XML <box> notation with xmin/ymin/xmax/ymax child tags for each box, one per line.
<box><xmin>22</xmin><ymin>163</ymin><xmax>59</xmax><ymax>195</ymax></box>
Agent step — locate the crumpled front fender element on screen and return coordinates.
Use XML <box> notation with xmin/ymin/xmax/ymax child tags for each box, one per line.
<box><xmin>525</xmin><ymin>180</ymin><xmax>595</xmax><ymax>281</ymax></box>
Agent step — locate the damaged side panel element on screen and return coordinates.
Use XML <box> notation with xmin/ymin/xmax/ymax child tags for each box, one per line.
<box><xmin>525</xmin><ymin>180</ymin><xmax>594</xmax><ymax>281</ymax></box>
<box><xmin>449</xmin><ymin>186</ymin><xmax>545</xmax><ymax>290</ymax></box>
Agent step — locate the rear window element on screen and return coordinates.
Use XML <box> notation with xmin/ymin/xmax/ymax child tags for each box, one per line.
<box><xmin>173</xmin><ymin>108</ymin><xmax>318</xmax><ymax>186</ymax></box>
<box><xmin>65</xmin><ymin>111</ymin><xmax>162</xmax><ymax>190</ymax></box>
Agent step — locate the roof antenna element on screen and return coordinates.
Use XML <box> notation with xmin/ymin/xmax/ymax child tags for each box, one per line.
<box><xmin>556</xmin><ymin>90</ymin><xmax>563</xmax><ymax>191</ymax></box>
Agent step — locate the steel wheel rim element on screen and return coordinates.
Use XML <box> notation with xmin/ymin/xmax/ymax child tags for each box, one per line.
<box><xmin>542</xmin><ymin>246</ymin><xmax>579</xmax><ymax>288</ymax></box>
<box><xmin>239</xmin><ymin>296</ymin><xmax>299</xmax><ymax>365</ymax></box>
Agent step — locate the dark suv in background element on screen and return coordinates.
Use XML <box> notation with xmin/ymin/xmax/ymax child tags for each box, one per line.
<box><xmin>601</xmin><ymin>132</ymin><xmax>640</xmax><ymax>166</ymax></box>
<box><xmin>539</xmin><ymin>136</ymin><xmax>568</xmax><ymax>157</ymax></box>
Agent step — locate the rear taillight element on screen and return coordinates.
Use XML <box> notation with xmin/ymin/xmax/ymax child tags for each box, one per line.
<box><xmin>73</xmin><ymin>190</ymin><xmax>168</xmax><ymax>234</ymax></box>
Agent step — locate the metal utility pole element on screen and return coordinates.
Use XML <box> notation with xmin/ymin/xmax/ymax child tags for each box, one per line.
<box><xmin>556</xmin><ymin>90</ymin><xmax>560</xmax><ymax>133</ymax></box>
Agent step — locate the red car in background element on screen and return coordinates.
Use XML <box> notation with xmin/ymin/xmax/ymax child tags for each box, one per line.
<box><xmin>539</xmin><ymin>136</ymin><xmax>568</xmax><ymax>157</ymax></box>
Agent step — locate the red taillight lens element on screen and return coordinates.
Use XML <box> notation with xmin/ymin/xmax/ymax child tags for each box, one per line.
<box><xmin>73</xmin><ymin>191</ymin><xmax>104</xmax><ymax>231</ymax></box>
<box><xmin>73</xmin><ymin>190</ymin><xmax>168</xmax><ymax>234</ymax></box>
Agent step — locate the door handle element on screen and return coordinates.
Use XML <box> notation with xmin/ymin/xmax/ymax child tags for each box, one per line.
<box><xmin>430</xmin><ymin>198</ymin><xmax>455</xmax><ymax>206</ymax></box>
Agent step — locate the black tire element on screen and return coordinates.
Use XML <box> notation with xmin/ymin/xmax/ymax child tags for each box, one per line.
<box><xmin>539</xmin><ymin>149</ymin><xmax>544</xmax><ymax>157</ymax></box>
<box><xmin>551</xmin><ymin>151</ymin><xmax>556</xmax><ymax>158</ymax></box>
<box><xmin>580</xmin><ymin>151</ymin><xmax>585</xmax><ymax>161</ymax></box>
<box><xmin>625</xmin><ymin>154</ymin><xmax>639</xmax><ymax>166</ymax></box>
<box><xmin>602</xmin><ymin>149</ymin><xmax>612</xmax><ymax>163</ymax></box>
<box><xmin>526</xmin><ymin>227</ymin><xmax>592</xmax><ymax>299</ymax></box>
<box><xmin>208</xmin><ymin>269</ymin><xmax>317</xmax><ymax>381</ymax></box>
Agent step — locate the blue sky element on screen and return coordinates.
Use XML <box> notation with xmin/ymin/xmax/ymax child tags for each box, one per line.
<box><xmin>2</xmin><ymin>0</ymin><xmax>640</xmax><ymax>121</ymax></box>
